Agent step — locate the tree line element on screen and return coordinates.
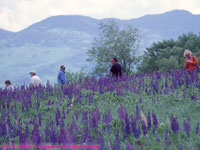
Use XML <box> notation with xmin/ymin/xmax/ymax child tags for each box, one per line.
<box><xmin>86</xmin><ymin>20</ymin><xmax>200</xmax><ymax>75</ymax></box>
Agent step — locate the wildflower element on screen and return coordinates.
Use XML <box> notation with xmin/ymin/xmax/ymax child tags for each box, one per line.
<box><xmin>165</xmin><ymin>129</ymin><xmax>171</xmax><ymax>146</ymax></box>
<box><xmin>152</xmin><ymin>112</ymin><xmax>159</xmax><ymax>129</ymax></box>
<box><xmin>125</xmin><ymin>113</ymin><xmax>131</xmax><ymax>134</ymax></box>
<box><xmin>147</xmin><ymin>112</ymin><xmax>151</xmax><ymax>130</ymax></box>
<box><xmin>170</xmin><ymin>116</ymin><xmax>179</xmax><ymax>133</ymax></box>
<box><xmin>126</xmin><ymin>142</ymin><xmax>134</xmax><ymax>150</ymax></box>
<box><xmin>196</xmin><ymin>122</ymin><xmax>199</xmax><ymax>134</ymax></box>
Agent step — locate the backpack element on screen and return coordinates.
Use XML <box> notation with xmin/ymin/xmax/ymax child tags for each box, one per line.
<box><xmin>192</xmin><ymin>56</ymin><xmax>200</xmax><ymax>71</ymax></box>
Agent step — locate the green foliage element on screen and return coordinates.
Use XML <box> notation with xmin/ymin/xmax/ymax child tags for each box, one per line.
<box><xmin>87</xmin><ymin>20</ymin><xmax>141</xmax><ymax>76</ymax></box>
<box><xmin>66</xmin><ymin>70</ymin><xmax>87</xmax><ymax>83</ymax></box>
<box><xmin>138</xmin><ymin>32</ymin><xmax>200</xmax><ymax>72</ymax></box>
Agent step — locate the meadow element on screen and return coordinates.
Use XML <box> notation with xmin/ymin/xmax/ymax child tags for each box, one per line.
<box><xmin>0</xmin><ymin>70</ymin><xmax>200</xmax><ymax>150</ymax></box>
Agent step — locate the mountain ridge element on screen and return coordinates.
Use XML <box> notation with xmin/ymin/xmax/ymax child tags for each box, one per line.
<box><xmin>0</xmin><ymin>9</ymin><xmax>200</xmax><ymax>87</ymax></box>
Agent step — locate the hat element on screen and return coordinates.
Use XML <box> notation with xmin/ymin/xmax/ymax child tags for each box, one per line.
<box><xmin>30</xmin><ymin>70</ymin><xmax>36</xmax><ymax>74</ymax></box>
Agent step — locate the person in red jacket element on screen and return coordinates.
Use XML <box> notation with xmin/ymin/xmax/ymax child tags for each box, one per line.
<box><xmin>184</xmin><ymin>50</ymin><xmax>199</xmax><ymax>72</ymax></box>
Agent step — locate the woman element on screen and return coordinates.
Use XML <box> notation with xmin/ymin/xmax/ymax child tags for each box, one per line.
<box><xmin>5</xmin><ymin>80</ymin><xmax>13</xmax><ymax>90</ymax></box>
<box><xmin>184</xmin><ymin>50</ymin><xmax>198</xmax><ymax>72</ymax></box>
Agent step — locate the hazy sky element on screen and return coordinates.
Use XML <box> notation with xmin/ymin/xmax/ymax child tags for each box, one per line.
<box><xmin>0</xmin><ymin>0</ymin><xmax>200</xmax><ymax>32</ymax></box>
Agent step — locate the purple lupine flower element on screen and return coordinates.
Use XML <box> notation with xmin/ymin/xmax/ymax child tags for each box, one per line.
<box><xmin>97</xmin><ymin>134</ymin><xmax>105</xmax><ymax>150</ymax></box>
<box><xmin>183</xmin><ymin>120</ymin><xmax>190</xmax><ymax>137</ymax></box>
<box><xmin>136</xmin><ymin>103</ymin><xmax>140</xmax><ymax>120</ymax></box>
<box><xmin>83</xmin><ymin>126</ymin><xmax>89</xmax><ymax>142</ymax></box>
<box><xmin>55</xmin><ymin>107</ymin><xmax>61</xmax><ymax>126</ymax></box>
<box><xmin>170</xmin><ymin>116</ymin><xmax>179</xmax><ymax>133</ymax></box>
<box><xmin>118</xmin><ymin>104</ymin><xmax>125</xmax><ymax>120</ymax></box>
<box><xmin>25</xmin><ymin>124</ymin><xmax>29</xmax><ymax>138</ymax></box>
<box><xmin>0</xmin><ymin>123</ymin><xmax>7</xmax><ymax>136</ymax></box>
<box><xmin>131</xmin><ymin>115</ymin><xmax>138</xmax><ymax>138</ymax></box>
<box><xmin>124</xmin><ymin>113</ymin><xmax>131</xmax><ymax>134</ymax></box>
<box><xmin>92</xmin><ymin>111</ymin><xmax>98</xmax><ymax>128</ymax></box>
<box><xmin>38</xmin><ymin>112</ymin><xmax>42</xmax><ymax>125</ymax></box>
<box><xmin>179</xmin><ymin>145</ymin><xmax>183</xmax><ymax>150</ymax></box>
<box><xmin>116</xmin><ymin>86</ymin><xmax>123</xmax><ymax>96</ymax></box>
<box><xmin>96</xmin><ymin>107</ymin><xmax>101</xmax><ymax>123</ymax></box>
<box><xmin>141</xmin><ymin>120</ymin><xmax>147</xmax><ymax>135</ymax></box>
<box><xmin>165</xmin><ymin>129</ymin><xmax>171</xmax><ymax>146</ymax></box>
<box><xmin>89</xmin><ymin>95</ymin><xmax>93</xmax><ymax>105</ymax></box>
<box><xmin>147</xmin><ymin>112</ymin><xmax>151</xmax><ymax>130</ymax></box>
<box><xmin>198</xmin><ymin>144</ymin><xmax>200</xmax><ymax>150</ymax></box>
<box><xmin>31</xmin><ymin>123</ymin><xmax>41</xmax><ymax>145</ymax></box>
<box><xmin>62</xmin><ymin>107</ymin><xmax>66</xmax><ymax>119</ymax></box>
<box><xmin>196</xmin><ymin>122</ymin><xmax>199</xmax><ymax>134</ymax></box>
<box><xmin>126</xmin><ymin>142</ymin><xmax>134</xmax><ymax>150</ymax></box>
<box><xmin>58</xmin><ymin>128</ymin><xmax>66</xmax><ymax>144</ymax></box>
<box><xmin>50</xmin><ymin>129</ymin><xmax>57</xmax><ymax>144</ymax></box>
<box><xmin>152</xmin><ymin>112</ymin><xmax>158</xmax><ymax>129</ymax></box>
<box><xmin>156</xmin><ymin>137</ymin><xmax>160</xmax><ymax>142</ymax></box>
<box><xmin>114</xmin><ymin>130</ymin><xmax>120</xmax><ymax>150</ymax></box>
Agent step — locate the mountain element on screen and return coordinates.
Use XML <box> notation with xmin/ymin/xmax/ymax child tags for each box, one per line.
<box><xmin>0</xmin><ymin>10</ymin><xmax>200</xmax><ymax>87</ymax></box>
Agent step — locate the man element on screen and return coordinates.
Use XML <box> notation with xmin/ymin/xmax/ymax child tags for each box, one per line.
<box><xmin>30</xmin><ymin>70</ymin><xmax>42</xmax><ymax>86</ymax></box>
<box><xmin>5</xmin><ymin>80</ymin><xmax>13</xmax><ymax>90</ymax></box>
<box><xmin>110</xmin><ymin>58</ymin><xmax>122</xmax><ymax>77</ymax></box>
<box><xmin>57</xmin><ymin>65</ymin><xmax>67</xmax><ymax>85</ymax></box>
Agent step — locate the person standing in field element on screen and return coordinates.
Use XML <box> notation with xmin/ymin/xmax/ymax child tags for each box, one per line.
<box><xmin>110</xmin><ymin>58</ymin><xmax>122</xmax><ymax>77</ymax></box>
<box><xmin>184</xmin><ymin>50</ymin><xmax>199</xmax><ymax>72</ymax></box>
<box><xmin>30</xmin><ymin>70</ymin><xmax>42</xmax><ymax>86</ymax></box>
<box><xmin>57</xmin><ymin>65</ymin><xmax>67</xmax><ymax>85</ymax></box>
<box><xmin>5</xmin><ymin>80</ymin><xmax>13</xmax><ymax>90</ymax></box>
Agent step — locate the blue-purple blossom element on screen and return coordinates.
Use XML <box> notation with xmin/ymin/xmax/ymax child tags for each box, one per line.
<box><xmin>125</xmin><ymin>113</ymin><xmax>131</xmax><ymax>134</ymax></box>
<box><xmin>152</xmin><ymin>113</ymin><xmax>158</xmax><ymax>129</ymax></box>
<box><xmin>147</xmin><ymin>112</ymin><xmax>151</xmax><ymax>130</ymax></box>
<box><xmin>196</xmin><ymin>122</ymin><xmax>199</xmax><ymax>134</ymax></box>
<box><xmin>170</xmin><ymin>116</ymin><xmax>179</xmax><ymax>133</ymax></box>
<box><xmin>126</xmin><ymin>142</ymin><xmax>134</xmax><ymax>150</ymax></box>
<box><xmin>165</xmin><ymin>129</ymin><xmax>171</xmax><ymax>146</ymax></box>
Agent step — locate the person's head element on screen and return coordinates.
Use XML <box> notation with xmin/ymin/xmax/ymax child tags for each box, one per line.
<box><xmin>184</xmin><ymin>50</ymin><xmax>192</xmax><ymax>58</ymax></box>
<box><xmin>5</xmin><ymin>80</ymin><xmax>11</xmax><ymax>86</ymax></box>
<box><xmin>30</xmin><ymin>71</ymin><xmax>36</xmax><ymax>77</ymax></box>
<box><xmin>112</xmin><ymin>58</ymin><xmax>118</xmax><ymax>65</ymax></box>
<box><xmin>60</xmin><ymin>65</ymin><xmax>66</xmax><ymax>71</ymax></box>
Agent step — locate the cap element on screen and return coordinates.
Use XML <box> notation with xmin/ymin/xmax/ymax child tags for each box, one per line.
<box><xmin>30</xmin><ymin>70</ymin><xmax>36</xmax><ymax>74</ymax></box>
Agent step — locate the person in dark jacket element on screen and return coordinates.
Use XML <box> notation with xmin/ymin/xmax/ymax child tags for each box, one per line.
<box><xmin>57</xmin><ymin>65</ymin><xmax>67</xmax><ymax>85</ymax></box>
<box><xmin>110</xmin><ymin>58</ymin><xmax>122</xmax><ymax>77</ymax></box>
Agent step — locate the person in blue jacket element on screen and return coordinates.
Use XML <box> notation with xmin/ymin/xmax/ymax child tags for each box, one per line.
<box><xmin>57</xmin><ymin>65</ymin><xmax>67</xmax><ymax>85</ymax></box>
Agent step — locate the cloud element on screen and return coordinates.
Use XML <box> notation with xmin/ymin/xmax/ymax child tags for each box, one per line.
<box><xmin>0</xmin><ymin>0</ymin><xmax>200</xmax><ymax>31</ymax></box>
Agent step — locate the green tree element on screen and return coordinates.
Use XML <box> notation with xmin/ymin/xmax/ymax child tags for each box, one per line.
<box><xmin>87</xmin><ymin>21</ymin><xmax>141</xmax><ymax>76</ymax></box>
<box><xmin>138</xmin><ymin>32</ymin><xmax>200</xmax><ymax>72</ymax></box>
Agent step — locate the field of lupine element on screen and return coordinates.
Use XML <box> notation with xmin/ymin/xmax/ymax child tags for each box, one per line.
<box><xmin>1</xmin><ymin>70</ymin><xmax>200</xmax><ymax>150</ymax></box>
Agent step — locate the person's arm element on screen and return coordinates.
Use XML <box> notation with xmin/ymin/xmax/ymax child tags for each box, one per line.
<box><xmin>30</xmin><ymin>78</ymin><xmax>34</xmax><ymax>86</ymax></box>
<box><xmin>184</xmin><ymin>59</ymin><xmax>189</xmax><ymax>69</ymax></box>
<box><xmin>60</xmin><ymin>72</ymin><xmax>66</xmax><ymax>84</ymax></box>
<box><xmin>192</xmin><ymin>56</ymin><xmax>199</xmax><ymax>66</ymax></box>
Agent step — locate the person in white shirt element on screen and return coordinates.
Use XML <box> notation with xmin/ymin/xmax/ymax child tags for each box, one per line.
<box><xmin>5</xmin><ymin>80</ymin><xmax>13</xmax><ymax>90</ymax></box>
<box><xmin>30</xmin><ymin>70</ymin><xmax>42</xmax><ymax>86</ymax></box>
